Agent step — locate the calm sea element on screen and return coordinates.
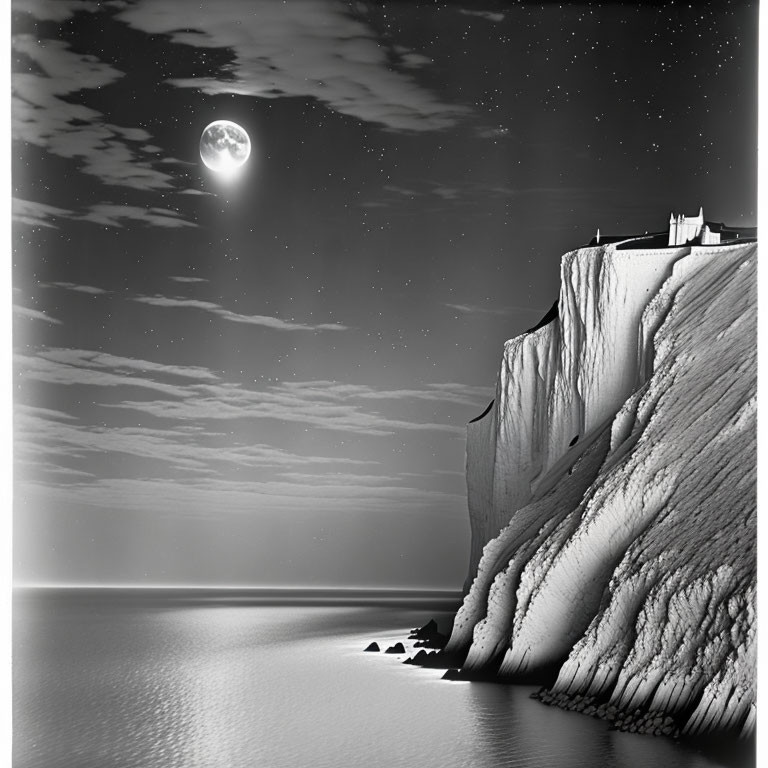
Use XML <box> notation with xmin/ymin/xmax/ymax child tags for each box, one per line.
<box><xmin>13</xmin><ymin>589</ymin><xmax>753</xmax><ymax>768</ymax></box>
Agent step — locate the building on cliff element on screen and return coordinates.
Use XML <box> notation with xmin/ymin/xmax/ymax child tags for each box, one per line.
<box><xmin>589</xmin><ymin>209</ymin><xmax>756</xmax><ymax>249</ymax></box>
<box><xmin>668</xmin><ymin>207</ymin><xmax>720</xmax><ymax>245</ymax></box>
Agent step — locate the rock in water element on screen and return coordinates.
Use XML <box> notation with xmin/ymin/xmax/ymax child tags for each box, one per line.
<box><xmin>445</xmin><ymin>238</ymin><xmax>756</xmax><ymax>738</ymax></box>
<box><xmin>409</xmin><ymin>619</ymin><xmax>438</xmax><ymax>638</ymax></box>
<box><xmin>408</xmin><ymin>618</ymin><xmax>448</xmax><ymax>649</ymax></box>
<box><xmin>408</xmin><ymin>650</ymin><xmax>429</xmax><ymax>664</ymax></box>
<box><xmin>384</xmin><ymin>642</ymin><xmax>406</xmax><ymax>655</ymax></box>
<box><xmin>363</xmin><ymin>642</ymin><xmax>380</xmax><ymax>652</ymax></box>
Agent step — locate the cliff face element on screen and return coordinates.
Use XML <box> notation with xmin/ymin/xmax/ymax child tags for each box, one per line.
<box><xmin>449</xmin><ymin>239</ymin><xmax>756</xmax><ymax>738</ymax></box>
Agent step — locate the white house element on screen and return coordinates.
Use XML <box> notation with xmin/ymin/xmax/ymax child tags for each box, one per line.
<box><xmin>668</xmin><ymin>207</ymin><xmax>720</xmax><ymax>246</ymax></box>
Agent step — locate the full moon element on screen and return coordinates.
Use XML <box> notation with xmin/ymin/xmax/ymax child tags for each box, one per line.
<box><xmin>199</xmin><ymin>120</ymin><xmax>251</xmax><ymax>174</ymax></box>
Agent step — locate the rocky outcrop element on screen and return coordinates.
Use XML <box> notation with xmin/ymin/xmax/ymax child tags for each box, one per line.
<box><xmin>384</xmin><ymin>642</ymin><xmax>406</xmax><ymax>655</ymax></box>
<box><xmin>447</xmin><ymin>238</ymin><xmax>756</xmax><ymax>738</ymax></box>
<box><xmin>408</xmin><ymin>618</ymin><xmax>448</xmax><ymax>649</ymax></box>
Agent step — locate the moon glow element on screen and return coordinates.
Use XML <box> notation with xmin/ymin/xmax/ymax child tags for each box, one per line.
<box><xmin>200</xmin><ymin>120</ymin><xmax>251</xmax><ymax>174</ymax></box>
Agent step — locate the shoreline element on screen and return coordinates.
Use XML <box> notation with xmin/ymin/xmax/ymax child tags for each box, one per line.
<box><xmin>385</xmin><ymin>618</ymin><xmax>755</xmax><ymax>763</ymax></box>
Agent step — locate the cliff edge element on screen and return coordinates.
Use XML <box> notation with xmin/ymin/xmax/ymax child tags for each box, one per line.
<box><xmin>447</xmin><ymin>238</ymin><xmax>756</xmax><ymax>738</ymax></box>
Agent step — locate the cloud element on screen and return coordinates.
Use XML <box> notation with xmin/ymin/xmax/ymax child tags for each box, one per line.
<box><xmin>16</xmin><ymin>405</ymin><xmax>77</xmax><ymax>422</ymax></box>
<box><xmin>361</xmin><ymin>179</ymin><xmax>518</xmax><ymax>209</ymax></box>
<box><xmin>276</xmin><ymin>471</ymin><xmax>408</xmax><ymax>487</ymax></box>
<box><xmin>397</xmin><ymin>52</ymin><xmax>434</xmax><ymax>69</ymax></box>
<box><xmin>277</xmin><ymin>380</ymin><xmax>489</xmax><ymax>408</ymax></box>
<box><xmin>361</xmin><ymin>180</ymin><xmax>605</xmax><ymax>210</ymax></box>
<box><xmin>433</xmin><ymin>186</ymin><xmax>460</xmax><ymax>201</ymax></box>
<box><xmin>20</xmin><ymin>461</ymin><xmax>96</xmax><ymax>479</ymax></box>
<box><xmin>383</xmin><ymin>185</ymin><xmax>421</xmax><ymax>198</ymax></box>
<box><xmin>108</xmin><ymin>378</ymin><xmax>483</xmax><ymax>437</ymax></box>
<box><xmin>475</xmin><ymin>126</ymin><xmax>512</xmax><ymax>140</ymax></box>
<box><xmin>13</xmin><ymin>0</ymin><xmax>96</xmax><ymax>22</ymax></box>
<box><xmin>12</xmin><ymin>197</ymin><xmax>74</xmax><ymax>228</ymax></box>
<box><xmin>458</xmin><ymin>10</ymin><xmax>506</xmax><ymax>23</ymax></box>
<box><xmin>14</xmin><ymin>194</ymin><xmax>197</xmax><ymax>231</ymax></box>
<box><xmin>17</xmin><ymin>348</ymin><xmax>219</xmax><ymax>397</ymax></box>
<box><xmin>41</xmin><ymin>281</ymin><xmax>110</xmax><ymax>295</ymax></box>
<box><xmin>15</xmin><ymin>348</ymin><xmax>489</xmax><ymax>450</ymax></box>
<box><xmin>18</xmin><ymin>346</ymin><xmax>486</xmax><ymax>437</ymax></box>
<box><xmin>429</xmin><ymin>181</ymin><xmax>519</xmax><ymax>201</ymax></box>
<box><xmin>23</xmin><ymin>475</ymin><xmax>465</xmax><ymax>519</ymax></box>
<box><xmin>16</xmin><ymin>347</ymin><xmax>479</xmax><ymax>518</ymax></box>
<box><xmin>12</xmin><ymin>6</ymin><xmax>197</xmax><ymax>224</ymax></box>
<box><xmin>169</xmin><ymin>276</ymin><xmax>209</xmax><ymax>284</ymax></box>
<box><xmin>118</xmin><ymin>0</ymin><xmax>471</xmax><ymax>133</ymax></box>
<box><xmin>133</xmin><ymin>294</ymin><xmax>348</xmax><ymax>332</ymax></box>
<box><xmin>15</xmin><ymin>404</ymin><xmax>373</xmax><ymax>478</ymax></box>
<box><xmin>445</xmin><ymin>302</ymin><xmax>543</xmax><ymax>316</ymax></box>
<box><xmin>12</xmin><ymin>35</ymin><xmax>180</xmax><ymax>192</ymax></box>
<box><xmin>79</xmin><ymin>204</ymin><xmax>197</xmax><ymax>228</ymax></box>
<box><xmin>35</xmin><ymin>348</ymin><xmax>221</xmax><ymax>382</ymax></box>
<box><xmin>13</xmin><ymin>305</ymin><xmax>63</xmax><ymax>325</ymax></box>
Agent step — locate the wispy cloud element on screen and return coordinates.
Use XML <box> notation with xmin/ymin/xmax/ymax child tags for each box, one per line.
<box><xmin>16</xmin><ymin>347</ymin><xmax>478</xmax><ymax>518</ymax></box>
<box><xmin>276</xmin><ymin>471</ymin><xmax>410</xmax><ymax>487</ymax></box>
<box><xmin>108</xmin><ymin>378</ymin><xmax>483</xmax><ymax>437</ymax></box>
<box><xmin>445</xmin><ymin>302</ymin><xmax>543</xmax><ymax>316</ymax></box>
<box><xmin>17</xmin><ymin>348</ymin><xmax>219</xmax><ymax>398</ymax></box>
<box><xmin>475</xmin><ymin>126</ymin><xmax>512</xmax><ymax>140</ymax></box>
<box><xmin>23</xmin><ymin>475</ymin><xmax>465</xmax><ymax>519</ymax></box>
<box><xmin>361</xmin><ymin>180</ymin><xmax>604</xmax><ymax>210</ymax></box>
<box><xmin>17</xmin><ymin>347</ymin><xmax>486</xmax><ymax>437</ymax></box>
<box><xmin>41</xmin><ymin>281</ymin><xmax>110</xmax><ymax>295</ymax></box>
<box><xmin>14</xmin><ymin>194</ymin><xmax>195</xmax><ymax>231</ymax></box>
<box><xmin>458</xmin><ymin>10</ymin><xmax>506</xmax><ymax>23</ymax></box>
<box><xmin>80</xmin><ymin>204</ymin><xmax>197</xmax><ymax>229</ymax></box>
<box><xmin>19</xmin><ymin>461</ymin><xmax>96</xmax><ymax>479</ymax></box>
<box><xmin>133</xmin><ymin>295</ymin><xmax>348</xmax><ymax>332</ymax></box>
<box><xmin>15</xmin><ymin>404</ymin><xmax>373</xmax><ymax>478</ymax></box>
<box><xmin>430</xmin><ymin>181</ymin><xmax>518</xmax><ymax>200</ymax></box>
<box><xmin>34</xmin><ymin>348</ymin><xmax>221</xmax><ymax>382</ymax></box>
<box><xmin>383</xmin><ymin>184</ymin><xmax>421</xmax><ymax>198</ymax></box>
<box><xmin>362</xmin><ymin>179</ymin><xmax>518</xmax><ymax>209</ymax></box>
<box><xmin>394</xmin><ymin>50</ymin><xmax>434</xmax><ymax>70</ymax></box>
<box><xmin>433</xmin><ymin>186</ymin><xmax>461</xmax><ymax>201</ymax></box>
<box><xmin>277</xmin><ymin>380</ymin><xmax>489</xmax><ymax>408</ymax></box>
<box><xmin>118</xmin><ymin>0</ymin><xmax>471</xmax><ymax>133</ymax></box>
<box><xmin>169</xmin><ymin>276</ymin><xmax>209</xmax><ymax>284</ymax></box>
<box><xmin>14</xmin><ymin>0</ymin><xmax>95</xmax><ymax>22</ymax></box>
<box><xmin>12</xmin><ymin>197</ymin><xmax>73</xmax><ymax>228</ymax></box>
<box><xmin>16</xmin><ymin>405</ymin><xmax>77</xmax><ymax>422</ymax></box>
<box><xmin>13</xmin><ymin>305</ymin><xmax>63</xmax><ymax>325</ymax></box>
<box><xmin>16</xmin><ymin>392</ymin><xmax>468</xmax><ymax>518</ymax></box>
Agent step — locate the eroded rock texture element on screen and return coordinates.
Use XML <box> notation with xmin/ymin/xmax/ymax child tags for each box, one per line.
<box><xmin>448</xmin><ymin>239</ymin><xmax>756</xmax><ymax>737</ymax></box>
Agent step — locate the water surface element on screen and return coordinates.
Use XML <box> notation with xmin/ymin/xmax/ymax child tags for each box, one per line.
<box><xmin>13</xmin><ymin>589</ymin><xmax>752</xmax><ymax>768</ymax></box>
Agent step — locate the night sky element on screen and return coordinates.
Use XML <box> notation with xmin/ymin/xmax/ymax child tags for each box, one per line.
<box><xmin>12</xmin><ymin>0</ymin><xmax>757</xmax><ymax>588</ymax></box>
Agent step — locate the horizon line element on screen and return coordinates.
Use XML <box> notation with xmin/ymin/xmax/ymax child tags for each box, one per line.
<box><xmin>14</xmin><ymin>583</ymin><xmax>463</xmax><ymax>593</ymax></box>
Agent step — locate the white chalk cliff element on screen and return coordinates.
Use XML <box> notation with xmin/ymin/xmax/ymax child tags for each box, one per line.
<box><xmin>447</xmin><ymin>237</ymin><xmax>756</xmax><ymax>738</ymax></box>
